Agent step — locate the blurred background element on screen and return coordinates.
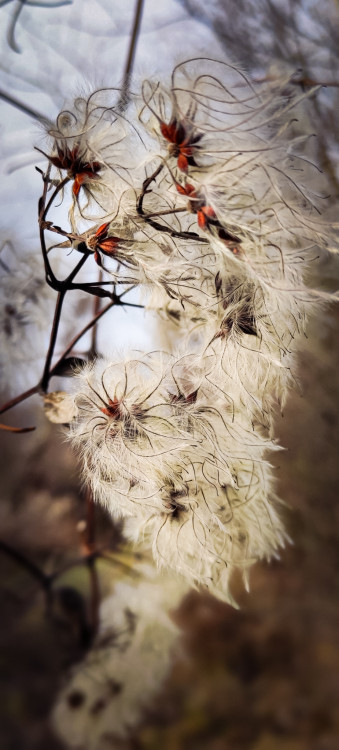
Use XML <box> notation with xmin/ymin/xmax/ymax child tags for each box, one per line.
<box><xmin>0</xmin><ymin>1</ymin><xmax>339</xmax><ymax>748</ymax></box>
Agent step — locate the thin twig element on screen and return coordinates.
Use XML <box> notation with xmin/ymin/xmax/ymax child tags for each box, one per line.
<box><xmin>41</xmin><ymin>221</ymin><xmax>84</xmax><ymax>245</ymax></box>
<box><xmin>145</xmin><ymin>207</ymin><xmax>187</xmax><ymax>218</ymax></box>
<box><xmin>40</xmin><ymin>251</ymin><xmax>91</xmax><ymax>391</ymax></box>
<box><xmin>38</xmin><ymin>166</ymin><xmax>60</xmax><ymax>287</ymax></box>
<box><xmin>0</xmin><ymin>88</ymin><xmax>51</xmax><ymax>126</ymax></box>
<box><xmin>293</xmin><ymin>76</ymin><xmax>339</xmax><ymax>88</ymax></box>
<box><xmin>118</xmin><ymin>0</ymin><xmax>145</xmax><ymax>111</ymax></box>
<box><xmin>0</xmin><ymin>301</ymin><xmax>116</xmax><ymax>418</ymax></box>
<box><xmin>137</xmin><ymin>163</ymin><xmax>164</xmax><ymax>215</ymax></box>
<box><xmin>0</xmin><ymin>422</ymin><xmax>36</xmax><ymax>433</ymax></box>
<box><xmin>0</xmin><ymin>384</ymin><xmax>39</xmax><ymax>417</ymax></box>
<box><xmin>0</xmin><ymin>539</ymin><xmax>49</xmax><ymax>587</ymax></box>
<box><xmin>50</xmin><ymin>300</ymin><xmax>115</xmax><ymax>373</ymax></box>
<box><xmin>41</xmin><ymin>176</ymin><xmax>70</xmax><ymax>221</ymax></box>
<box><xmin>137</xmin><ymin>163</ymin><xmax>209</xmax><ymax>242</ymax></box>
<box><xmin>40</xmin><ymin>290</ymin><xmax>66</xmax><ymax>392</ymax></box>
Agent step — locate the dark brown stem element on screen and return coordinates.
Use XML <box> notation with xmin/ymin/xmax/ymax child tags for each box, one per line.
<box><xmin>0</xmin><ymin>540</ymin><xmax>49</xmax><ymax>588</ymax></box>
<box><xmin>42</xmin><ymin>221</ymin><xmax>84</xmax><ymax>244</ymax></box>
<box><xmin>0</xmin><ymin>423</ymin><xmax>36</xmax><ymax>433</ymax></box>
<box><xmin>41</xmin><ymin>176</ymin><xmax>70</xmax><ymax>221</ymax></box>
<box><xmin>38</xmin><ymin>166</ymin><xmax>58</xmax><ymax>287</ymax></box>
<box><xmin>255</xmin><ymin>74</ymin><xmax>339</xmax><ymax>89</ymax></box>
<box><xmin>0</xmin><ymin>536</ymin><xmax>99</xmax><ymax>638</ymax></box>
<box><xmin>68</xmin><ymin>284</ymin><xmax>145</xmax><ymax>307</ymax></box>
<box><xmin>50</xmin><ymin>300</ymin><xmax>115</xmax><ymax>374</ymax></box>
<box><xmin>293</xmin><ymin>76</ymin><xmax>339</xmax><ymax>89</ymax></box>
<box><xmin>145</xmin><ymin>207</ymin><xmax>187</xmax><ymax>218</ymax></box>
<box><xmin>0</xmin><ymin>88</ymin><xmax>51</xmax><ymax>126</ymax></box>
<box><xmin>118</xmin><ymin>0</ymin><xmax>145</xmax><ymax>111</ymax></box>
<box><xmin>0</xmin><ymin>300</ymin><xmax>116</xmax><ymax>418</ymax></box>
<box><xmin>39</xmin><ymin>175</ymin><xmax>71</xmax><ymax>288</ymax></box>
<box><xmin>64</xmin><ymin>250</ymin><xmax>89</xmax><ymax>285</ymax></box>
<box><xmin>143</xmin><ymin>214</ymin><xmax>208</xmax><ymax>242</ymax></box>
<box><xmin>71</xmin><ymin>281</ymin><xmax>119</xmax><ymax>287</ymax></box>
<box><xmin>116</xmin><ymin>300</ymin><xmax>145</xmax><ymax>309</ymax></box>
<box><xmin>0</xmin><ymin>384</ymin><xmax>39</xmax><ymax>417</ymax></box>
<box><xmin>137</xmin><ymin>163</ymin><xmax>164</xmax><ymax>215</ymax></box>
<box><xmin>40</xmin><ymin>290</ymin><xmax>66</xmax><ymax>392</ymax></box>
<box><xmin>71</xmin><ymin>285</ymin><xmax>115</xmax><ymax>300</ymax></box>
<box><xmin>40</xmin><ymin>251</ymin><xmax>90</xmax><ymax>391</ymax></box>
<box><xmin>137</xmin><ymin>163</ymin><xmax>209</xmax><ymax>242</ymax></box>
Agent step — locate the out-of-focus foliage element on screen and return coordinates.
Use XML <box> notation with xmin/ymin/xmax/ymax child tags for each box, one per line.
<box><xmin>180</xmin><ymin>0</ymin><xmax>339</xmax><ymax>191</ymax></box>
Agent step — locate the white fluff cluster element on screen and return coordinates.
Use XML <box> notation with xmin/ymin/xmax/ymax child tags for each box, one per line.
<box><xmin>52</xmin><ymin>566</ymin><xmax>185</xmax><ymax>749</ymax></box>
<box><xmin>69</xmin><ymin>351</ymin><xmax>285</xmax><ymax>603</ymax></box>
<box><xmin>43</xmin><ymin>59</ymin><xmax>337</xmax><ymax>603</ymax></box>
<box><xmin>38</xmin><ymin>88</ymin><xmax>146</xmax><ymax>229</ymax></box>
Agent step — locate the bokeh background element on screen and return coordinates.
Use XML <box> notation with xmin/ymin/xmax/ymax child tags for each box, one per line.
<box><xmin>1</xmin><ymin>1</ymin><xmax>339</xmax><ymax>748</ymax></box>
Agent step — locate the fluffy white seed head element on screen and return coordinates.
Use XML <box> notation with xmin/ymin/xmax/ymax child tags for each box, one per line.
<box><xmin>124</xmin><ymin>460</ymin><xmax>287</xmax><ymax>605</ymax></box>
<box><xmin>52</xmin><ymin>565</ymin><xmax>186</xmax><ymax>748</ymax></box>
